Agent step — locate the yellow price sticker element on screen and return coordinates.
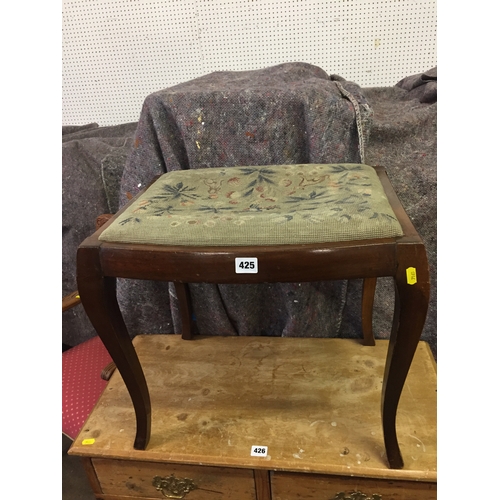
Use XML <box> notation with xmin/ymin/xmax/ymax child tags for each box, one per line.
<box><xmin>82</xmin><ymin>438</ymin><xmax>95</xmax><ymax>445</ymax></box>
<box><xmin>406</xmin><ymin>267</ymin><xmax>417</xmax><ymax>285</ymax></box>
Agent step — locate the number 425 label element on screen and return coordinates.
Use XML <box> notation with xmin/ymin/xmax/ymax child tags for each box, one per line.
<box><xmin>235</xmin><ymin>257</ymin><xmax>258</xmax><ymax>274</ymax></box>
<box><xmin>251</xmin><ymin>445</ymin><xmax>268</xmax><ymax>457</ymax></box>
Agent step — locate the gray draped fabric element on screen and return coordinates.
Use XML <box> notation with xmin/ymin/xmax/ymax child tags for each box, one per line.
<box><xmin>62</xmin><ymin>63</ymin><xmax>436</xmax><ymax>358</ymax></box>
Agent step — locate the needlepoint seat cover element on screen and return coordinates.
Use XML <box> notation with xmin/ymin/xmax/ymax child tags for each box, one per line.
<box><xmin>99</xmin><ymin>163</ymin><xmax>403</xmax><ymax>246</ymax></box>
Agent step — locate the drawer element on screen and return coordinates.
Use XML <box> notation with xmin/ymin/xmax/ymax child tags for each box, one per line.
<box><xmin>271</xmin><ymin>471</ymin><xmax>436</xmax><ymax>500</ymax></box>
<box><xmin>92</xmin><ymin>458</ymin><xmax>257</xmax><ymax>499</ymax></box>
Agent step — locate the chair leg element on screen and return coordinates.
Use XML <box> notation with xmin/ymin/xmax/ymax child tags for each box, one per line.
<box><xmin>77</xmin><ymin>246</ymin><xmax>151</xmax><ymax>450</ymax></box>
<box><xmin>361</xmin><ymin>277</ymin><xmax>377</xmax><ymax>346</ymax></box>
<box><xmin>381</xmin><ymin>244</ymin><xmax>430</xmax><ymax>469</ymax></box>
<box><xmin>174</xmin><ymin>282</ymin><xmax>195</xmax><ymax>340</ymax></box>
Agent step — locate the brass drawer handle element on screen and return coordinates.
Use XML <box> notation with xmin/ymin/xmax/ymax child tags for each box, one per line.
<box><xmin>333</xmin><ymin>492</ymin><xmax>382</xmax><ymax>500</ymax></box>
<box><xmin>152</xmin><ymin>474</ymin><xmax>197</xmax><ymax>499</ymax></box>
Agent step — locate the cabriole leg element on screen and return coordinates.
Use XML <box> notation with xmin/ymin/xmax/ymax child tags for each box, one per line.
<box><xmin>174</xmin><ymin>282</ymin><xmax>195</xmax><ymax>340</ymax></box>
<box><xmin>77</xmin><ymin>245</ymin><xmax>151</xmax><ymax>450</ymax></box>
<box><xmin>382</xmin><ymin>244</ymin><xmax>430</xmax><ymax>469</ymax></box>
<box><xmin>361</xmin><ymin>277</ymin><xmax>377</xmax><ymax>346</ymax></box>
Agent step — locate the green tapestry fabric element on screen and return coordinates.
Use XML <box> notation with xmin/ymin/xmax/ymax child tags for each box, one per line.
<box><xmin>99</xmin><ymin>164</ymin><xmax>403</xmax><ymax>246</ymax></box>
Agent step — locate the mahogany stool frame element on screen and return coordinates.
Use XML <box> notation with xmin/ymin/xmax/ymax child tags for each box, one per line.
<box><xmin>77</xmin><ymin>165</ymin><xmax>430</xmax><ymax>469</ymax></box>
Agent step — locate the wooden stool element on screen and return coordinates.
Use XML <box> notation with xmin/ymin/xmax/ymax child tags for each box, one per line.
<box><xmin>77</xmin><ymin>163</ymin><xmax>430</xmax><ymax>469</ymax></box>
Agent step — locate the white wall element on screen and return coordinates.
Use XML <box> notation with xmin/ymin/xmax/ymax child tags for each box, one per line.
<box><xmin>62</xmin><ymin>0</ymin><xmax>437</xmax><ymax>126</ymax></box>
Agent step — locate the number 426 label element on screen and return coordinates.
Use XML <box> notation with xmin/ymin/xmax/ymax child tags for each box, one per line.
<box><xmin>235</xmin><ymin>257</ymin><xmax>258</xmax><ymax>274</ymax></box>
<box><xmin>251</xmin><ymin>445</ymin><xmax>268</xmax><ymax>457</ymax></box>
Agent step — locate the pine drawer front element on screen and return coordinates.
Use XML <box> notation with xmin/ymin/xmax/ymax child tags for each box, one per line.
<box><xmin>271</xmin><ymin>471</ymin><xmax>437</xmax><ymax>500</ymax></box>
<box><xmin>92</xmin><ymin>458</ymin><xmax>257</xmax><ymax>499</ymax></box>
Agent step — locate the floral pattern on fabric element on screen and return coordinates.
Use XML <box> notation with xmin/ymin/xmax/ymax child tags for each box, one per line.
<box><xmin>99</xmin><ymin>164</ymin><xmax>403</xmax><ymax>246</ymax></box>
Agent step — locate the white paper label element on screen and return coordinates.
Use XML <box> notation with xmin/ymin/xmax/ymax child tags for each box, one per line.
<box><xmin>250</xmin><ymin>445</ymin><xmax>268</xmax><ymax>457</ymax></box>
<box><xmin>235</xmin><ymin>257</ymin><xmax>258</xmax><ymax>274</ymax></box>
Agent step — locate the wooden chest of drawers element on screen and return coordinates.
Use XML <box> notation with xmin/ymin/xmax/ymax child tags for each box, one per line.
<box><xmin>70</xmin><ymin>335</ymin><xmax>437</xmax><ymax>499</ymax></box>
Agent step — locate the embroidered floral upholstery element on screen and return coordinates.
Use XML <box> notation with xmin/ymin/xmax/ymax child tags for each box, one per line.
<box><xmin>99</xmin><ymin>164</ymin><xmax>403</xmax><ymax>246</ymax></box>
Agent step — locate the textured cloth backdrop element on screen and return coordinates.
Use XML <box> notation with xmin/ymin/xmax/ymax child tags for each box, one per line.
<box><xmin>116</xmin><ymin>62</ymin><xmax>372</xmax><ymax>344</ymax></box>
<box><xmin>62</xmin><ymin>63</ymin><xmax>436</xmax><ymax>357</ymax></box>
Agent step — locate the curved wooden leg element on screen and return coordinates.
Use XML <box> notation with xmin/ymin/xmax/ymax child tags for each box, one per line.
<box><xmin>174</xmin><ymin>282</ymin><xmax>195</xmax><ymax>340</ymax></box>
<box><xmin>382</xmin><ymin>244</ymin><xmax>430</xmax><ymax>469</ymax></box>
<box><xmin>77</xmin><ymin>245</ymin><xmax>151</xmax><ymax>450</ymax></box>
<box><xmin>361</xmin><ymin>277</ymin><xmax>377</xmax><ymax>346</ymax></box>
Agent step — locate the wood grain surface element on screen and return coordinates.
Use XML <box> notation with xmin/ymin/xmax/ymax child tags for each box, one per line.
<box><xmin>93</xmin><ymin>458</ymin><xmax>256</xmax><ymax>499</ymax></box>
<box><xmin>70</xmin><ymin>335</ymin><xmax>436</xmax><ymax>482</ymax></box>
<box><xmin>272</xmin><ymin>471</ymin><xmax>436</xmax><ymax>499</ymax></box>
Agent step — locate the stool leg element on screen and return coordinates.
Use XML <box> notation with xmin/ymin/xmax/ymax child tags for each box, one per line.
<box><xmin>174</xmin><ymin>282</ymin><xmax>195</xmax><ymax>340</ymax></box>
<box><xmin>381</xmin><ymin>244</ymin><xmax>430</xmax><ymax>469</ymax></box>
<box><xmin>361</xmin><ymin>277</ymin><xmax>377</xmax><ymax>346</ymax></box>
<box><xmin>77</xmin><ymin>246</ymin><xmax>151</xmax><ymax>450</ymax></box>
